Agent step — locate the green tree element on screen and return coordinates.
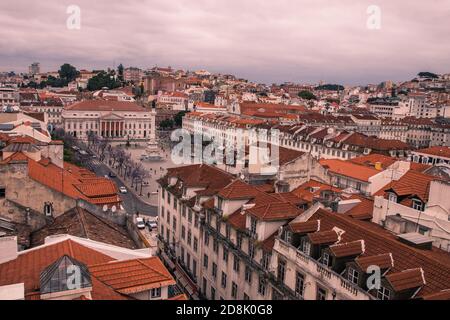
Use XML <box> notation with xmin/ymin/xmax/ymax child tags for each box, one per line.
<box><xmin>59</xmin><ymin>63</ymin><xmax>79</xmax><ymax>83</ymax></box>
<box><xmin>298</xmin><ymin>90</ymin><xmax>317</xmax><ymax>100</ymax></box>
<box><xmin>160</xmin><ymin>119</ymin><xmax>174</xmax><ymax>129</ymax></box>
<box><xmin>173</xmin><ymin>111</ymin><xmax>187</xmax><ymax>127</ymax></box>
<box><xmin>117</xmin><ymin>64</ymin><xmax>124</xmax><ymax>82</ymax></box>
<box><xmin>418</xmin><ymin>72</ymin><xmax>438</xmax><ymax>79</ymax></box>
<box><xmin>87</xmin><ymin>71</ymin><xmax>121</xmax><ymax>91</ymax></box>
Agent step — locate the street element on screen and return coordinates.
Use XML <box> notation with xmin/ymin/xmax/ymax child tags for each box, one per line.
<box><xmin>84</xmin><ymin>157</ymin><xmax>158</xmax><ymax>216</ymax></box>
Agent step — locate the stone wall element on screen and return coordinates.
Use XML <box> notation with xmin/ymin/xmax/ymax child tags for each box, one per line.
<box><xmin>0</xmin><ymin>162</ymin><xmax>76</xmax><ymax>217</ymax></box>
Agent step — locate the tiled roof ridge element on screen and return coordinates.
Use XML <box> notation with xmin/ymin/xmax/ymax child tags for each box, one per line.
<box><xmin>77</xmin><ymin>206</ymin><xmax>130</xmax><ymax>238</ymax></box>
<box><xmin>137</xmin><ymin>257</ymin><xmax>170</xmax><ymax>279</ymax></box>
<box><xmin>76</xmin><ymin>207</ymin><xmax>90</xmax><ymax>239</ymax></box>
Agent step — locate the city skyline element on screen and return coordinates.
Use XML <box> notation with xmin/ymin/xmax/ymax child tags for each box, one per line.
<box><xmin>0</xmin><ymin>0</ymin><xmax>449</xmax><ymax>85</ymax></box>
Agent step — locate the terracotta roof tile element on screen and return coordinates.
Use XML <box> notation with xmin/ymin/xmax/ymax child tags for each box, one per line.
<box><xmin>355</xmin><ymin>253</ymin><xmax>394</xmax><ymax>271</ymax></box>
<box><xmin>308</xmin><ymin>230</ymin><xmax>339</xmax><ymax>245</ymax></box>
<box><xmin>89</xmin><ymin>257</ymin><xmax>176</xmax><ymax>295</ymax></box>
<box><xmin>330</xmin><ymin>240</ymin><xmax>365</xmax><ymax>258</ymax></box>
<box><xmin>386</xmin><ymin>268</ymin><xmax>426</xmax><ymax>292</ymax></box>
<box><xmin>289</xmin><ymin>220</ymin><xmax>320</xmax><ymax>234</ymax></box>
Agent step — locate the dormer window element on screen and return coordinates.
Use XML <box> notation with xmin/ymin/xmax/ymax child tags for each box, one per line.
<box><xmin>300</xmin><ymin>238</ymin><xmax>311</xmax><ymax>256</ymax></box>
<box><xmin>322</xmin><ymin>252</ymin><xmax>330</xmax><ymax>267</ymax></box>
<box><xmin>347</xmin><ymin>267</ymin><xmax>359</xmax><ymax>284</ymax></box>
<box><xmin>412</xmin><ymin>199</ymin><xmax>424</xmax><ymax>211</ymax></box>
<box><xmin>377</xmin><ymin>286</ymin><xmax>391</xmax><ymax>300</ymax></box>
<box><xmin>388</xmin><ymin>193</ymin><xmax>397</xmax><ymax>203</ymax></box>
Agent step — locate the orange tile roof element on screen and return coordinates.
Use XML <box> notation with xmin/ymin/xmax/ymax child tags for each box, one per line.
<box><xmin>291</xmin><ymin>179</ymin><xmax>342</xmax><ymax>202</ymax></box>
<box><xmin>386</xmin><ymin>268</ymin><xmax>426</xmax><ymax>292</ymax></box>
<box><xmin>66</xmin><ymin>100</ymin><xmax>148</xmax><ymax>112</ymax></box>
<box><xmin>349</xmin><ymin>154</ymin><xmax>396</xmax><ymax>169</ymax></box>
<box><xmin>330</xmin><ymin>240</ymin><xmax>364</xmax><ymax>258</ymax></box>
<box><xmin>415</xmin><ymin>146</ymin><xmax>450</xmax><ymax>159</ymax></box>
<box><xmin>89</xmin><ymin>257</ymin><xmax>176</xmax><ymax>295</ymax></box>
<box><xmin>385</xmin><ymin>170</ymin><xmax>438</xmax><ymax>202</ymax></box>
<box><xmin>0</xmin><ymin>239</ymin><xmax>126</xmax><ymax>300</ymax></box>
<box><xmin>28</xmin><ymin>159</ymin><xmax>120</xmax><ymax>206</ymax></box>
<box><xmin>320</xmin><ymin>159</ymin><xmax>381</xmax><ymax>182</ymax></box>
<box><xmin>306</xmin><ymin>209</ymin><xmax>450</xmax><ymax>297</ymax></box>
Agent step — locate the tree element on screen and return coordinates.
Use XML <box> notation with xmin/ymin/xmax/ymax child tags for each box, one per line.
<box><xmin>174</xmin><ymin>111</ymin><xmax>188</xmax><ymax>127</ymax></box>
<box><xmin>59</xmin><ymin>63</ymin><xmax>79</xmax><ymax>83</ymax></box>
<box><xmin>418</xmin><ymin>72</ymin><xmax>438</xmax><ymax>79</ymax></box>
<box><xmin>88</xmin><ymin>71</ymin><xmax>121</xmax><ymax>91</ymax></box>
<box><xmin>160</xmin><ymin>119</ymin><xmax>174</xmax><ymax>129</ymax></box>
<box><xmin>298</xmin><ymin>90</ymin><xmax>317</xmax><ymax>100</ymax></box>
<box><xmin>117</xmin><ymin>64</ymin><xmax>124</xmax><ymax>82</ymax></box>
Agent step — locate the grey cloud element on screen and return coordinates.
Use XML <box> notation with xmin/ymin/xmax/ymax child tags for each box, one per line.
<box><xmin>0</xmin><ymin>0</ymin><xmax>449</xmax><ymax>85</ymax></box>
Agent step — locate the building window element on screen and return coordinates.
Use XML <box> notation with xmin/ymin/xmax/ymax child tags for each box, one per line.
<box><xmin>44</xmin><ymin>202</ymin><xmax>53</xmax><ymax>217</ymax></box>
<box><xmin>151</xmin><ymin>287</ymin><xmax>161</xmax><ymax>298</ymax></box>
<box><xmin>248</xmin><ymin>242</ymin><xmax>255</xmax><ymax>259</ymax></box>
<box><xmin>277</xmin><ymin>258</ymin><xmax>286</xmax><ymax>283</ymax></box>
<box><xmin>0</xmin><ymin>187</ymin><xmax>5</xmax><ymax>198</ymax></box>
<box><xmin>172</xmin><ymin>217</ymin><xmax>177</xmax><ymax>231</ymax></box>
<box><xmin>193</xmin><ymin>237</ymin><xmax>198</xmax><ymax>252</ymax></box>
<box><xmin>412</xmin><ymin>199</ymin><xmax>424</xmax><ymax>211</ymax></box>
<box><xmin>181</xmin><ymin>226</ymin><xmax>186</xmax><ymax>240</ymax></box>
<box><xmin>212</xmin><ymin>263</ymin><xmax>217</xmax><ymax>279</ymax></box>
<box><xmin>211</xmin><ymin>287</ymin><xmax>216</xmax><ymax>300</ymax></box>
<box><xmin>295</xmin><ymin>272</ymin><xmax>305</xmax><ymax>298</ymax></box>
<box><xmin>316</xmin><ymin>286</ymin><xmax>327</xmax><ymax>300</ymax></box>
<box><xmin>244</xmin><ymin>266</ymin><xmax>252</xmax><ymax>284</ymax></box>
<box><xmin>213</xmin><ymin>239</ymin><xmax>219</xmax><ymax>253</ymax></box>
<box><xmin>258</xmin><ymin>277</ymin><xmax>266</xmax><ymax>296</ymax></box>
<box><xmin>250</xmin><ymin>217</ymin><xmax>257</xmax><ymax>235</ymax></box>
<box><xmin>377</xmin><ymin>286</ymin><xmax>391</xmax><ymax>300</ymax></box>
<box><xmin>204</xmin><ymin>232</ymin><xmax>210</xmax><ymax>246</ymax></box>
<box><xmin>187</xmin><ymin>231</ymin><xmax>192</xmax><ymax>245</ymax></box>
<box><xmin>347</xmin><ymin>268</ymin><xmax>359</xmax><ymax>284</ymax></box>
<box><xmin>388</xmin><ymin>193</ymin><xmax>397</xmax><ymax>203</ymax></box>
<box><xmin>202</xmin><ymin>278</ymin><xmax>207</xmax><ymax>295</ymax></box>
<box><xmin>226</xmin><ymin>225</ymin><xmax>231</xmax><ymax>238</ymax></box>
<box><xmin>223</xmin><ymin>247</ymin><xmax>229</xmax><ymax>262</ymax></box>
<box><xmin>221</xmin><ymin>272</ymin><xmax>227</xmax><ymax>289</ymax></box>
<box><xmin>301</xmin><ymin>238</ymin><xmax>311</xmax><ymax>256</ymax></box>
<box><xmin>322</xmin><ymin>252</ymin><xmax>330</xmax><ymax>267</ymax></box>
<box><xmin>231</xmin><ymin>282</ymin><xmax>238</xmax><ymax>298</ymax></box>
<box><xmin>233</xmin><ymin>255</ymin><xmax>240</xmax><ymax>272</ymax></box>
<box><xmin>236</xmin><ymin>233</ymin><xmax>242</xmax><ymax>249</ymax></box>
<box><xmin>262</xmin><ymin>252</ymin><xmax>271</xmax><ymax>269</ymax></box>
<box><xmin>243</xmin><ymin>293</ymin><xmax>250</xmax><ymax>300</ymax></box>
<box><xmin>203</xmin><ymin>254</ymin><xmax>208</xmax><ymax>269</ymax></box>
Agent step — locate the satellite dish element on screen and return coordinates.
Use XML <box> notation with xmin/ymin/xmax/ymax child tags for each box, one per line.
<box><xmin>102</xmin><ymin>205</ymin><xmax>108</xmax><ymax>212</ymax></box>
<box><xmin>240</xmin><ymin>174</ymin><xmax>245</xmax><ymax>180</ymax></box>
<box><xmin>111</xmin><ymin>205</ymin><xmax>117</xmax><ymax>213</ymax></box>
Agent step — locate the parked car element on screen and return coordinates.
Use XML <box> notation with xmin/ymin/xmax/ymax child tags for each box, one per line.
<box><xmin>146</xmin><ymin>220</ymin><xmax>157</xmax><ymax>230</ymax></box>
<box><xmin>119</xmin><ymin>186</ymin><xmax>127</xmax><ymax>194</ymax></box>
<box><xmin>136</xmin><ymin>217</ymin><xmax>145</xmax><ymax>229</ymax></box>
<box><xmin>108</xmin><ymin>171</ymin><xmax>117</xmax><ymax>178</ymax></box>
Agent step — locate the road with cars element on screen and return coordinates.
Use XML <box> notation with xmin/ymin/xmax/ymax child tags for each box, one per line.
<box><xmin>80</xmin><ymin>153</ymin><xmax>158</xmax><ymax>217</ymax></box>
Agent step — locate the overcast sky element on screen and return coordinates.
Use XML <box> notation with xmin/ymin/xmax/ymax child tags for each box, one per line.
<box><xmin>0</xmin><ymin>0</ymin><xmax>449</xmax><ymax>85</ymax></box>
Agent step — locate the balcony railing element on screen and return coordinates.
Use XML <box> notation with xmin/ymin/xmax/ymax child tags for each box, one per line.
<box><xmin>274</xmin><ymin>238</ymin><xmax>375</xmax><ymax>300</ymax></box>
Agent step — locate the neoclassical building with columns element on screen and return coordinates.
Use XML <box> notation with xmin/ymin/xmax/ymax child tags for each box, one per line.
<box><xmin>62</xmin><ymin>100</ymin><xmax>156</xmax><ymax>142</ymax></box>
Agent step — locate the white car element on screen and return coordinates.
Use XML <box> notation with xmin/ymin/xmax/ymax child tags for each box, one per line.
<box><xmin>136</xmin><ymin>217</ymin><xmax>145</xmax><ymax>229</ymax></box>
<box><xmin>119</xmin><ymin>186</ymin><xmax>127</xmax><ymax>194</ymax></box>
